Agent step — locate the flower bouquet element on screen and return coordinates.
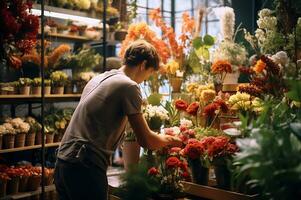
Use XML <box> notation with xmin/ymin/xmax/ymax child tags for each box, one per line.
<box><xmin>143</xmin><ymin>105</ymin><xmax>169</xmax><ymax>131</ymax></box>
<box><xmin>7</xmin><ymin>118</ymin><xmax>30</xmax><ymax>148</ymax></box>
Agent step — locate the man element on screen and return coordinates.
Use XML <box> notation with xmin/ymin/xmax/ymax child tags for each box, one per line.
<box><xmin>54</xmin><ymin>40</ymin><xmax>182</xmax><ymax>200</ymax></box>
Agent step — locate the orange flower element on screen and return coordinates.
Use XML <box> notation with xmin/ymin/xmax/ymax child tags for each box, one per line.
<box><xmin>211</xmin><ymin>60</ymin><xmax>232</xmax><ymax>74</ymax></box>
<box><xmin>186</xmin><ymin>102</ymin><xmax>200</xmax><ymax>116</ymax></box>
<box><xmin>253</xmin><ymin>59</ymin><xmax>266</xmax><ymax>73</ymax></box>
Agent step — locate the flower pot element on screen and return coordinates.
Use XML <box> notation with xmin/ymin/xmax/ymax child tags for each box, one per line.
<box><xmin>0</xmin><ymin>135</ymin><xmax>2</xmax><ymax>150</ymax></box>
<box><xmin>214</xmin><ymin>165</ymin><xmax>231</xmax><ymax>190</ymax></box>
<box><xmin>44</xmin><ymin>173</ymin><xmax>54</xmax><ymax>186</ymax></box>
<box><xmin>7</xmin><ymin>177</ymin><xmax>20</xmax><ymax>194</ymax></box>
<box><xmin>46</xmin><ymin>133</ymin><xmax>54</xmax><ymax>144</ymax></box>
<box><xmin>0</xmin><ymin>179</ymin><xmax>7</xmax><ymax>197</ymax></box>
<box><xmin>76</xmin><ymin>82</ymin><xmax>86</xmax><ymax>94</ymax></box>
<box><xmin>35</xmin><ymin>132</ymin><xmax>42</xmax><ymax>145</ymax></box>
<box><xmin>189</xmin><ymin>158</ymin><xmax>209</xmax><ymax>185</ymax></box>
<box><xmin>52</xmin><ymin>86</ymin><xmax>64</xmax><ymax>95</ymax></box>
<box><xmin>7</xmin><ymin>86</ymin><xmax>17</xmax><ymax>95</ymax></box>
<box><xmin>27</xmin><ymin>175</ymin><xmax>41</xmax><ymax>191</ymax></box>
<box><xmin>15</xmin><ymin>133</ymin><xmax>26</xmax><ymax>148</ymax></box>
<box><xmin>32</xmin><ymin>86</ymin><xmax>41</xmax><ymax>95</ymax></box>
<box><xmin>25</xmin><ymin>133</ymin><xmax>36</xmax><ymax>146</ymax></box>
<box><xmin>19</xmin><ymin>176</ymin><xmax>29</xmax><ymax>192</ymax></box>
<box><xmin>53</xmin><ymin>134</ymin><xmax>62</xmax><ymax>143</ymax></box>
<box><xmin>64</xmin><ymin>85</ymin><xmax>73</xmax><ymax>94</ymax></box>
<box><xmin>19</xmin><ymin>86</ymin><xmax>31</xmax><ymax>95</ymax></box>
<box><xmin>44</xmin><ymin>86</ymin><xmax>51</xmax><ymax>95</ymax></box>
<box><xmin>223</xmin><ymin>71</ymin><xmax>240</xmax><ymax>84</ymax></box>
<box><xmin>3</xmin><ymin>134</ymin><xmax>15</xmax><ymax>149</ymax></box>
<box><xmin>122</xmin><ymin>140</ymin><xmax>141</xmax><ymax>171</ymax></box>
<box><xmin>169</xmin><ymin>76</ymin><xmax>183</xmax><ymax>93</ymax></box>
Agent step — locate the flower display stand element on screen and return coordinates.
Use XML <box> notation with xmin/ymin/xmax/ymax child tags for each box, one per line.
<box><xmin>181</xmin><ymin>181</ymin><xmax>258</xmax><ymax>200</ymax></box>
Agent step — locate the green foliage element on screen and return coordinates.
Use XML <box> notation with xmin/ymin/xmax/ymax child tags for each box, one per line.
<box><xmin>117</xmin><ymin>161</ymin><xmax>159</xmax><ymax>200</ymax></box>
<box><xmin>18</xmin><ymin>78</ymin><xmax>32</xmax><ymax>86</ymax></box>
<box><xmin>233</xmin><ymin>99</ymin><xmax>301</xmax><ymax>199</ymax></box>
<box><xmin>163</xmin><ymin>101</ymin><xmax>180</xmax><ymax>127</ymax></box>
<box><xmin>286</xmin><ymin>80</ymin><xmax>301</xmax><ymax>101</ymax></box>
<box><xmin>194</xmin><ymin>127</ymin><xmax>225</xmax><ymax>139</ymax></box>
<box><xmin>147</xmin><ymin>93</ymin><xmax>162</xmax><ymax>106</ymax></box>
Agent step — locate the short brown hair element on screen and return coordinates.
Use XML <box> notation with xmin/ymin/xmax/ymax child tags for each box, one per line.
<box><xmin>123</xmin><ymin>40</ymin><xmax>160</xmax><ymax>70</ymax></box>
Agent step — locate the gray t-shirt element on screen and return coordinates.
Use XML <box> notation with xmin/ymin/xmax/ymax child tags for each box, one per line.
<box><xmin>57</xmin><ymin>69</ymin><xmax>142</xmax><ymax>171</ymax></box>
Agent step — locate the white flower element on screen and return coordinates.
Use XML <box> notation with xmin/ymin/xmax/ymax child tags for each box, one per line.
<box><xmin>257</xmin><ymin>16</ymin><xmax>277</xmax><ymax>30</ymax></box>
<box><xmin>220</xmin><ymin>7</ymin><xmax>235</xmax><ymax>41</ymax></box>
<box><xmin>180</xmin><ymin>118</ymin><xmax>193</xmax><ymax>128</ymax></box>
<box><xmin>143</xmin><ymin>105</ymin><xmax>169</xmax><ymax>121</ymax></box>
<box><xmin>3</xmin><ymin>123</ymin><xmax>15</xmax><ymax>134</ymax></box>
<box><xmin>272</xmin><ymin>51</ymin><xmax>289</xmax><ymax>66</ymax></box>
<box><xmin>258</xmin><ymin>9</ymin><xmax>273</xmax><ymax>18</ymax></box>
<box><xmin>0</xmin><ymin>125</ymin><xmax>6</xmax><ymax>135</ymax></box>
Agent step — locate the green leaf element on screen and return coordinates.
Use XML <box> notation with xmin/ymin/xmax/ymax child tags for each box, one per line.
<box><xmin>290</xmin><ymin>122</ymin><xmax>301</xmax><ymax>140</ymax></box>
<box><xmin>147</xmin><ymin>93</ymin><xmax>162</xmax><ymax>106</ymax></box>
<box><xmin>203</xmin><ymin>34</ymin><xmax>215</xmax><ymax>46</ymax></box>
<box><xmin>192</xmin><ymin>36</ymin><xmax>203</xmax><ymax>49</ymax></box>
<box><xmin>286</xmin><ymin>80</ymin><xmax>301</xmax><ymax>101</ymax></box>
<box><xmin>195</xmin><ymin>47</ymin><xmax>210</xmax><ymax>60</ymax></box>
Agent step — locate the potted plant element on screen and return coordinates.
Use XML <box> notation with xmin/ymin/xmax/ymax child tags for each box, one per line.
<box><xmin>8</xmin><ymin>118</ymin><xmax>30</xmax><ymax>148</ymax></box>
<box><xmin>32</xmin><ymin>78</ymin><xmax>42</xmax><ymax>95</ymax></box>
<box><xmin>18</xmin><ymin>78</ymin><xmax>32</xmax><ymax>95</ymax></box>
<box><xmin>25</xmin><ymin>117</ymin><xmax>41</xmax><ymax>146</ymax></box>
<box><xmin>7</xmin><ymin>81</ymin><xmax>18</xmax><ymax>95</ymax></box>
<box><xmin>2</xmin><ymin>123</ymin><xmax>16</xmax><ymax>149</ymax></box>
<box><xmin>50</xmin><ymin>71</ymin><xmax>68</xmax><ymax>94</ymax></box>
<box><xmin>114</xmin><ymin>22</ymin><xmax>128</xmax><ymax>41</ymax></box>
<box><xmin>0</xmin><ymin>173</ymin><xmax>10</xmax><ymax>197</ymax></box>
<box><xmin>44</xmin><ymin>79</ymin><xmax>51</xmax><ymax>95</ymax></box>
<box><xmin>64</xmin><ymin>78</ymin><xmax>73</xmax><ymax>94</ymax></box>
<box><xmin>0</xmin><ymin>124</ymin><xmax>5</xmax><ymax>150</ymax></box>
<box><xmin>76</xmin><ymin>72</ymin><xmax>96</xmax><ymax>93</ymax></box>
<box><xmin>122</xmin><ymin>124</ymin><xmax>140</xmax><ymax>172</ymax></box>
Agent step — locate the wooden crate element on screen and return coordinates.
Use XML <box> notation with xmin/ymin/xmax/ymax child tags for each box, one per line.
<box><xmin>182</xmin><ymin>181</ymin><xmax>258</xmax><ymax>200</ymax></box>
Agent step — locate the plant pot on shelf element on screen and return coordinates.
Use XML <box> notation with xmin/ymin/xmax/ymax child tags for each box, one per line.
<box><xmin>53</xmin><ymin>133</ymin><xmax>62</xmax><ymax>143</ymax></box>
<box><xmin>122</xmin><ymin>140</ymin><xmax>141</xmax><ymax>171</ymax></box>
<box><xmin>76</xmin><ymin>82</ymin><xmax>86</xmax><ymax>94</ymax></box>
<box><xmin>27</xmin><ymin>175</ymin><xmax>41</xmax><ymax>191</ymax></box>
<box><xmin>3</xmin><ymin>134</ymin><xmax>15</xmax><ymax>149</ymax></box>
<box><xmin>32</xmin><ymin>86</ymin><xmax>41</xmax><ymax>95</ymax></box>
<box><xmin>25</xmin><ymin>133</ymin><xmax>36</xmax><ymax>146</ymax></box>
<box><xmin>169</xmin><ymin>76</ymin><xmax>183</xmax><ymax>93</ymax></box>
<box><xmin>0</xmin><ymin>179</ymin><xmax>7</xmax><ymax>197</ymax></box>
<box><xmin>46</xmin><ymin>133</ymin><xmax>54</xmax><ymax>144</ymax></box>
<box><xmin>14</xmin><ymin>133</ymin><xmax>26</xmax><ymax>148</ymax></box>
<box><xmin>7</xmin><ymin>177</ymin><xmax>20</xmax><ymax>195</ymax></box>
<box><xmin>19</xmin><ymin>176</ymin><xmax>29</xmax><ymax>192</ymax></box>
<box><xmin>44</xmin><ymin>86</ymin><xmax>51</xmax><ymax>95</ymax></box>
<box><xmin>188</xmin><ymin>158</ymin><xmax>209</xmax><ymax>186</ymax></box>
<box><xmin>35</xmin><ymin>132</ymin><xmax>42</xmax><ymax>145</ymax></box>
<box><xmin>19</xmin><ymin>86</ymin><xmax>31</xmax><ymax>95</ymax></box>
<box><xmin>52</xmin><ymin>86</ymin><xmax>64</xmax><ymax>95</ymax></box>
<box><xmin>64</xmin><ymin>85</ymin><xmax>73</xmax><ymax>94</ymax></box>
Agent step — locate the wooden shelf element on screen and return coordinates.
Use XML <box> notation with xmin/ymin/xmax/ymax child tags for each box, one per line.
<box><xmin>0</xmin><ymin>94</ymin><xmax>81</xmax><ymax>104</ymax></box>
<box><xmin>0</xmin><ymin>184</ymin><xmax>55</xmax><ymax>200</ymax></box>
<box><xmin>0</xmin><ymin>142</ymin><xmax>60</xmax><ymax>154</ymax></box>
<box><xmin>182</xmin><ymin>181</ymin><xmax>258</xmax><ymax>200</ymax></box>
<box><xmin>33</xmin><ymin>4</ymin><xmax>100</xmax><ymax>19</ymax></box>
<box><xmin>40</xmin><ymin>32</ymin><xmax>94</xmax><ymax>42</ymax></box>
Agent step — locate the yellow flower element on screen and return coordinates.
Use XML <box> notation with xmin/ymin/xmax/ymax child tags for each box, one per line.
<box><xmin>186</xmin><ymin>82</ymin><xmax>198</xmax><ymax>93</ymax></box>
<box><xmin>252</xmin><ymin>98</ymin><xmax>264</xmax><ymax>112</ymax></box>
<box><xmin>200</xmin><ymin>89</ymin><xmax>216</xmax><ymax>103</ymax></box>
<box><xmin>228</xmin><ymin>92</ymin><xmax>252</xmax><ymax>111</ymax></box>
<box><xmin>165</xmin><ymin>60</ymin><xmax>179</xmax><ymax>74</ymax></box>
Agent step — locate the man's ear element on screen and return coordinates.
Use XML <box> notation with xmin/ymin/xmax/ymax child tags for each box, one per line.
<box><xmin>140</xmin><ymin>60</ymin><xmax>147</xmax><ymax>71</ymax></box>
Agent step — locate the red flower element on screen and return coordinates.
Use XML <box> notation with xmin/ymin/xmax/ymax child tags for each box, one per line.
<box><xmin>183</xmin><ymin>129</ymin><xmax>195</xmax><ymax>137</ymax></box>
<box><xmin>186</xmin><ymin>102</ymin><xmax>199</xmax><ymax>116</ymax></box>
<box><xmin>183</xmin><ymin>141</ymin><xmax>204</xmax><ymax>159</ymax></box>
<box><xmin>169</xmin><ymin>147</ymin><xmax>182</xmax><ymax>154</ymax></box>
<box><xmin>180</xmin><ymin>124</ymin><xmax>188</xmax><ymax>132</ymax></box>
<box><xmin>179</xmin><ymin>134</ymin><xmax>188</xmax><ymax>144</ymax></box>
<box><xmin>178</xmin><ymin>161</ymin><xmax>188</xmax><ymax>171</ymax></box>
<box><xmin>148</xmin><ymin>167</ymin><xmax>159</xmax><ymax>176</ymax></box>
<box><xmin>8</xmin><ymin>55</ymin><xmax>22</xmax><ymax>69</ymax></box>
<box><xmin>180</xmin><ymin>171</ymin><xmax>191</xmax><ymax>181</ymax></box>
<box><xmin>175</xmin><ymin>99</ymin><xmax>189</xmax><ymax>111</ymax></box>
<box><xmin>164</xmin><ymin>128</ymin><xmax>176</xmax><ymax>136</ymax></box>
<box><xmin>203</xmin><ymin>103</ymin><xmax>219</xmax><ymax>117</ymax></box>
<box><xmin>214</xmin><ymin>99</ymin><xmax>229</xmax><ymax>113</ymax></box>
<box><xmin>165</xmin><ymin>156</ymin><xmax>180</xmax><ymax>169</ymax></box>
